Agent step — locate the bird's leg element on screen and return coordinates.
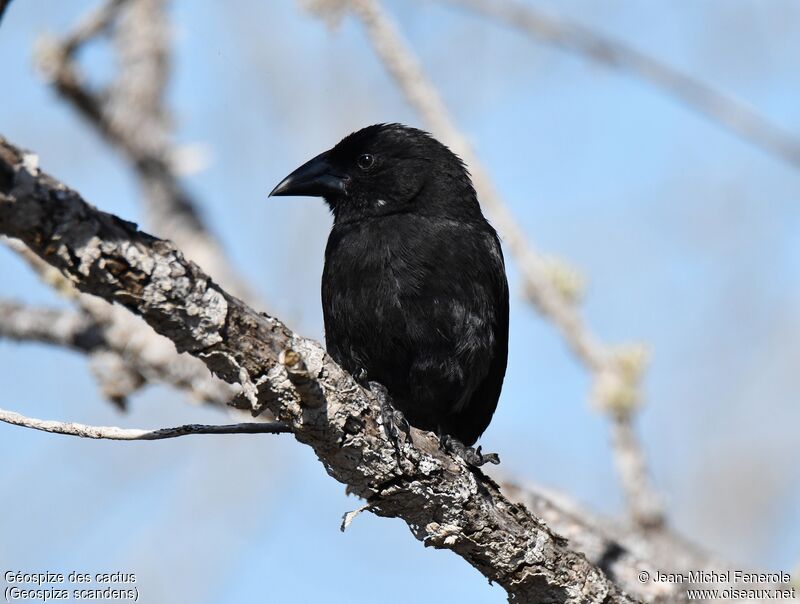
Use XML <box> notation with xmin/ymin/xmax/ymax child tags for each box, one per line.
<box><xmin>367</xmin><ymin>381</ymin><xmax>411</xmax><ymax>461</ymax></box>
<box><xmin>439</xmin><ymin>432</ymin><xmax>500</xmax><ymax>467</ymax></box>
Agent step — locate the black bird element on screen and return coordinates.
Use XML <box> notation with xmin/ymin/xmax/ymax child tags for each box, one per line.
<box><xmin>270</xmin><ymin>124</ymin><xmax>508</xmax><ymax>465</ymax></box>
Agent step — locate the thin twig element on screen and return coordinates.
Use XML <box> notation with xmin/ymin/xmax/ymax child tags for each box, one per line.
<box><xmin>439</xmin><ymin>0</ymin><xmax>800</xmax><ymax>169</ymax></box>
<box><xmin>609</xmin><ymin>414</ymin><xmax>666</xmax><ymax>529</ymax></box>
<box><xmin>331</xmin><ymin>0</ymin><xmax>664</xmax><ymax>530</ymax></box>
<box><xmin>0</xmin><ymin>406</ymin><xmax>291</xmax><ymax>440</ymax></box>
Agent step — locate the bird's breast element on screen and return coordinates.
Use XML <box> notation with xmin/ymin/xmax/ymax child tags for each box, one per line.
<box><xmin>324</xmin><ymin>225</ymin><xmax>406</xmax><ymax>313</ymax></box>
<box><xmin>321</xmin><ymin>217</ymin><xmax>431</xmax><ymax>361</ymax></box>
<box><xmin>325</xmin><ymin>216</ymin><xmax>426</xmax><ymax>291</ymax></box>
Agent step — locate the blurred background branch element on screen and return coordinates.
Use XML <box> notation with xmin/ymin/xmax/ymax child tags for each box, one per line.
<box><xmin>0</xmin><ymin>298</ymin><xmax>105</xmax><ymax>354</ymax></box>
<box><xmin>34</xmin><ymin>0</ymin><xmax>254</xmax><ymax>298</ymax></box>
<box><xmin>438</xmin><ymin>0</ymin><xmax>800</xmax><ymax>170</ymax></box>
<box><xmin>16</xmin><ymin>0</ymin><xmax>281</xmax><ymax>414</ymax></box>
<box><xmin>2</xmin><ymin>237</ymin><xmax>236</xmax><ymax>407</ymax></box>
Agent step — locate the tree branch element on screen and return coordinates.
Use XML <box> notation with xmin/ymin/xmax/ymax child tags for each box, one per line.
<box><xmin>0</xmin><ymin>406</ymin><xmax>290</xmax><ymax>440</ymax></box>
<box><xmin>438</xmin><ymin>0</ymin><xmax>800</xmax><ymax>169</ymax></box>
<box><xmin>0</xmin><ymin>292</ymin><xmax>146</xmax><ymax>407</ymax></box>
<box><xmin>0</xmin><ymin>134</ymin><xmax>647</xmax><ymax>603</ymax></box>
<box><xmin>609</xmin><ymin>414</ymin><xmax>665</xmax><ymax>530</ymax></box>
<box><xmin>0</xmin><ymin>298</ymin><xmax>103</xmax><ymax>351</ymax></box>
<box><xmin>61</xmin><ymin>0</ymin><xmax>128</xmax><ymax>54</ymax></box>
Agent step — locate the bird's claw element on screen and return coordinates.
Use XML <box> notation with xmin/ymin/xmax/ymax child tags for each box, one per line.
<box><xmin>369</xmin><ymin>381</ymin><xmax>411</xmax><ymax>462</ymax></box>
<box><xmin>440</xmin><ymin>434</ymin><xmax>500</xmax><ymax>467</ymax></box>
<box><xmin>353</xmin><ymin>367</ymin><xmax>370</xmax><ymax>387</ymax></box>
<box><xmin>471</xmin><ymin>445</ymin><xmax>500</xmax><ymax>466</ymax></box>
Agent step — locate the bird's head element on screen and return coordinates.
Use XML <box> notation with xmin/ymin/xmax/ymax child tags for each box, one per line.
<box><xmin>269</xmin><ymin>123</ymin><xmax>479</xmax><ymax>223</ymax></box>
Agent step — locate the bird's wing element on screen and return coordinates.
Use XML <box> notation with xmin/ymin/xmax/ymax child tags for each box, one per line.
<box><xmin>400</xmin><ymin>224</ymin><xmax>509</xmax><ymax>443</ymax></box>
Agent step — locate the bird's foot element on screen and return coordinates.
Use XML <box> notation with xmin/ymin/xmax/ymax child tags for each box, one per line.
<box><xmin>439</xmin><ymin>433</ymin><xmax>500</xmax><ymax>467</ymax></box>
<box><xmin>353</xmin><ymin>367</ymin><xmax>370</xmax><ymax>387</ymax></box>
<box><xmin>369</xmin><ymin>381</ymin><xmax>411</xmax><ymax>461</ymax></box>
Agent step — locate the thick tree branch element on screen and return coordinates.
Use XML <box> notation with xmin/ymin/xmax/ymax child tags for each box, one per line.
<box><xmin>0</xmin><ymin>406</ymin><xmax>290</xmax><ymax>440</ymax></box>
<box><xmin>439</xmin><ymin>0</ymin><xmax>800</xmax><ymax>170</ymax></box>
<box><xmin>311</xmin><ymin>0</ymin><xmax>663</xmax><ymax>531</ymax></box>
<box><xmin>0</xmin><ymin>135</ymin><xmax>647</xmax><ymax>603</ymax></box>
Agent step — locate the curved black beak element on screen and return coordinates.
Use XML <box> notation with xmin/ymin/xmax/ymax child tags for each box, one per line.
<box><xmin>269</xmin><ymin>151</ymin><xmax>348</xmax><ymax>198</ymax></box>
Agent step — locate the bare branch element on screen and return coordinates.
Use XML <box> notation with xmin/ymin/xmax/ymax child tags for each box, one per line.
<box><xmin>0</xmin><ymin>298</ymin><xmax>103</xmax><ymax>351</ymax></box>
<box><xmin>439</xmin><ymin>0</ymin><xmax>800</xmax><ymax>169</ymax></box>
<box><xmin>609</xmin><ymin>413</ymin><xmax>665</xmax><ymax>529</ymax></box>
<box><xmin>321</xmin><ymin>0</ymin><xmax>664</xmax><ymax>530</ymax></box>
<box><xmin>0</xmin><ymin>406</ymin><xmax>290</xmax><ymax>440</ymax></box>
<box><xmin>61</xmin><ymin>0</ymin><xmax>128</xmax><ymax>54</ymax></box>
<box><xmin>0</xmin><ymin>293</ymin><xmax>146</xmax><ymax>407</ymax></box>
<box><xmin>0</xmin><ymin>134</ymin><xmax>645</xmax><ymax>604</ymax></box>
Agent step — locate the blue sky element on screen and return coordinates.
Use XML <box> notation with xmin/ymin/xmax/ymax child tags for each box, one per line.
<box><xmin>1</xmin><ymin>1</ymin><xmax>799</xmax><ymax>602</ymax></box>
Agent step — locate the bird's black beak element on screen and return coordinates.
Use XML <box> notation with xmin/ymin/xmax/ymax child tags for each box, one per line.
<box><xmin>269</xmin><ymin>151</ymin><xmax>348</xmax><ymax>198</ymax></box>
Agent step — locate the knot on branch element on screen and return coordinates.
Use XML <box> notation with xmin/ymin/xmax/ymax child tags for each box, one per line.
<box><xmin>424</xmin><ymin>522</ymin><xmax>464</xmax><ymax>548</ymax></box>
<box><xmin>280</xmin><ymin>344</ymin><xmax>325</xmax><ymax>408</ymax></box>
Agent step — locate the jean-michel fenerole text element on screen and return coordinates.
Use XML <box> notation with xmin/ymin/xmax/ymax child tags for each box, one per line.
<box><xmin>654</xmin><ymin>570</ymin><xmax>791</xmax><ymax>584</ymax></box>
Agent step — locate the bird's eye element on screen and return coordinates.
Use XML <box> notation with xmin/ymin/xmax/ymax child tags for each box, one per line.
<box><xmin>357</xmin><ymin>153</ymin><xmax>375</xmax><ymax>170</ymax></box>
